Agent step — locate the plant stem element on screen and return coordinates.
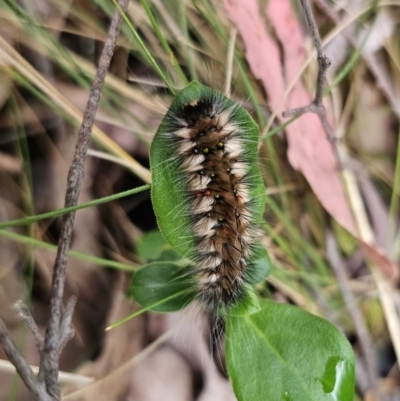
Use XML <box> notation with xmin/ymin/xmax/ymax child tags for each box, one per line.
<box><xmin>41</xmin><ymin>0</ymin><xmax>130</xmax><ymax>397</ymax></box>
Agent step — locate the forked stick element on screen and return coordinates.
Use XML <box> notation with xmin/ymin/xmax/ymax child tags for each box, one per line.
<box><xmin>0</xmin><ymin>0</ymin><xmax>130</xmax><ymax>399</ymax></box>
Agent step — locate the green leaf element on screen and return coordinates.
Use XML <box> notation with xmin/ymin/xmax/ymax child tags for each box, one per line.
<box><xmin>150</xmin><ymin>82</ymin><xmax>266</xmax><ymax>259</ymax></box>
<box><xmin>136</xmin><ymin>230</ymin><xmax>169</xmax><ymax>262</ymax></box>
<box><xmin>137</xmin><ymin>230</ymin><xmax>186</xmax><ymax>263</ymax></box>
<box><xmin>226</xmin><ymin>301</ymin><xmax>355</xmax><ymax>401</ymax></box>
<box><xmin>248</xmin><ymin>244</ymin><xmax>272</xmax><ymax>285</ymax></box>
<box><xmin>228</xmin><ymin>286</ymin><xmax>260</xmax><ymax>317</ymax></box>
<box><xmin>129</xmin><ymin>261</ymin><xmax>196</xmax><ymax>312</ymax></box>
<box><xmin>159</xmin><ymin>248</ymin><xmax>183</xmax><ymax>262</ymax></box>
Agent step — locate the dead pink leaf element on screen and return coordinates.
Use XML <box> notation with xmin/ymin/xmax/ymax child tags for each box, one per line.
<box><xmin>222</xmin><ymin>0</ymin><xmax>285</xmax><ymax>115</ymax></box>
<box><xmin>223</xmin><ymin>0</ymin><xmax>398</xmax><ymax>278</ymax></box>
<box><xmin>223</xmin><ymin>0</ymin><xmax>354</xmax><ymax>233</ymax></box>
<box><xmin>267</xmin><ymin>0</ymin><xmax>356</xmax><ymax>234</ymax></box>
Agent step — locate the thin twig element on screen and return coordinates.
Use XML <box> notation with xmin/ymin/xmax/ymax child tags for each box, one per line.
<box><xmin>0</xmin><ymin>320</ymin><xmax>51</xmax><ymax>401</ymax></box>
<box><xmin>38</xmin><ymin>0</ymin><xmax>130</xmax><ymax>398</ymax></box>
<box><xmin>314</xmin><ymin>0</ymin><xmax>400</xmax><ymax>118</ymax></box>
<box><xmin>14</xmin><ymin>301</ymin><xmax>44</xmax><ymax>352</ymax></box>
<box><xmin>283</xmin><ymin>0</ymin><xmax>331</xmax><ymax>111</ymax></box>
<box><xmin>58</xmin><ymin>297</ymin><xmax>77</xmax><ymax>354</ymax></box>
<box><xmin>282</xmin><ymin>0</ymin><xmax>342</xmax><ymax>166</ymax></box>
<box><xmin>299</xmin><ymin>0</ymin><xmax>329</xmax><ymax>105</ymax></box>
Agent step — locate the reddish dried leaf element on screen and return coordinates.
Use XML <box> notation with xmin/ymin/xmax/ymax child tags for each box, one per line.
<box><xmin>224</xmin><ymin>0</ymin><xmax>354</xmax><ymax>233</ymax></box>
<box><xmin>223</xmin><ymin>0</ymin><xmax>398</xmax><ymax>278</ymax></box>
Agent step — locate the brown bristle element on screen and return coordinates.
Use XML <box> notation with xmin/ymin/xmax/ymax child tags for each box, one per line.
<box><xmin>151</xmin><ymin>83</ymin><xmax>266</xmax><ymax>316</ymax></box>
<box><xmin>174</xmin><ymin>103</ymin><xmax>253</xmax><ymax>308</ymax></box>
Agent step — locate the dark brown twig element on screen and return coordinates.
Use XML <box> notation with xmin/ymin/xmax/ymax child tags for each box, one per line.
<box><xmin>42</xmin><ymin>0</ymin><xmax>129</xmax><ymax>397</ymax></box>
<box><xmin>282</xmin><ymin>0</ymin><xmax>342</xmax><ymax>165</ymax></box>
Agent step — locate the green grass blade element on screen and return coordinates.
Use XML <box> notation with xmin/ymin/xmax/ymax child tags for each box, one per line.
<box><xmin>0</xmin><ymin>230</ymin><xmax>137</xmax><ymax>271</ymax></box>
<box><xmin>112</xmin><ymin>0</ymin><xmax>176</xmax><ymax>94</ymax></box>
<box><xmin>139</xmin><ymin>0</ymin><xmax>189</xmax><ymax>86</ymax></box>
<box><xmin>0</xmin><ymin>185</ymin><xmax>151</xmax><ymax>229</ymax></box>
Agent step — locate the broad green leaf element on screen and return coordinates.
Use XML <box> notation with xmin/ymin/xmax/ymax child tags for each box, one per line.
<box><xmin>150</xmin><ymin>82</ymin><xmax>266</xmax><ymax>259</ymax></box>
<box><xmin>226</xmin><ymin>301</ymin><xmax>355</xmax><ymax>401</ymax></box>
<box><xmin>129</xmin><ymin>261</ymin><xmax>196</xmax><ymax>312</ymax></box>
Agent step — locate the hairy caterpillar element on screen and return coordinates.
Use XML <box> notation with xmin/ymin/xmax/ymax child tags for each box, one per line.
<box><xmin>150</xmin><ymin>82</ymin><xmax>265</xmax><ymax>314</ymax></box>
